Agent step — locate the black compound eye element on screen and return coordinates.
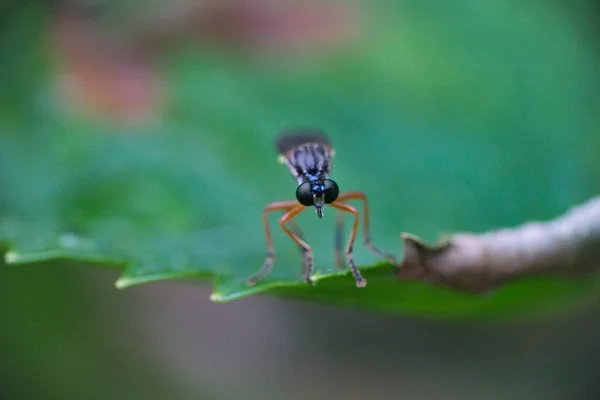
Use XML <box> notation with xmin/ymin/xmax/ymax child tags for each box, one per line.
<box><xmin>323</xmin><ymin>179</ymin><xmax>339</xmax><ymax>204</ymax></box>
<box><xmin>296</xmin><ymin>182</ymin><xmax>313</xmax><ymax>206</ymax></box>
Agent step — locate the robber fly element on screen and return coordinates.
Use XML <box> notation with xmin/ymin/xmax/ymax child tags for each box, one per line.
<box><xmin>248</xmin><ymin>129</ymin><xmax>396</xmax><ymax>287</ymax></box>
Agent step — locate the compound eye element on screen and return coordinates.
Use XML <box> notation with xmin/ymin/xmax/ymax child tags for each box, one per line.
<box><xmin>323</xmin><ymin>179</ymin><xmax>339</xmax><ymax>204</ymax></box>
<box><xmin>296</xmin><ymin>182</ymin><xmax>313</xmax><ymax>206</ymax></box>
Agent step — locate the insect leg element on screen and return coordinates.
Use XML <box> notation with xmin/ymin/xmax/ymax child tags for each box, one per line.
<box><xmin>334</xmin><ymin>211</ymin><xmax>345</xmax><ymax>269</ymax></box>
<box><xmin>336</xmin><ymin>191</ymin><xmax>397</xmax><ymax>263</ymax></box>
<box><xmin>287</xmin><ymin>220</ymin><xmax>310</xmax><ymax>274</ymax></box>
<box><xmin>279</xmin><ymin>205</ymin><xmax>315</xmax><ymax>284</ymax></box>
<box><xmin>248</xmin><ymin>201</ymin><xmax>299</xmax><ymax>286</ymax></box>
<box><xmin>329</xmin><ymin>201</ymin><xmax>366</xmax><ymax>287</ymax></box>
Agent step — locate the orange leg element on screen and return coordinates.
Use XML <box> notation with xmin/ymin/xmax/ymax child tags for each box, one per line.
<box><xmin>336</xmin><ymin>191</ymin><xmax>397</xmax><ymax>263</ymax></box>
<box><xmin>287</xmin><ymin>220</ymin><xmax>311</xmax><ymax>274</ymax></box>
<box><xmin>248</xmin><ymin>201</ymin><xmax>297</xmax><ymax>286</ymax></box>
<box><xmin>248</xmin><ymin>202</ymin><xmax>314</xmax><ymax>285</ymax></box>
<box><xmin>334</xmin><ymin>212</ymin><xmax>346</xmax><ymax>269</ymax></box>
<box><xmin>278</xmin><ymin>205</ymin><xmax>315</xmax><ymax>284</ymax></box>
<box><xmin>329</xmin><ymin>201</ymin><xmax>366</xmax><ymax>287</ymax></box>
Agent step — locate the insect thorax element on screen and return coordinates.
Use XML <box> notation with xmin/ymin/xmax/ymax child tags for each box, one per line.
<box><xmin>280</xmin><ymin>142</ymin><xmax>334</xmax><ymax>185</ymax></box>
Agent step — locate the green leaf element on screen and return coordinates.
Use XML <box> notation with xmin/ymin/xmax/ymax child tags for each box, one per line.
<box><xmin>2</xmin><ymin>1</ymin><xmax>599</xmax><ymax>319</ymax></box>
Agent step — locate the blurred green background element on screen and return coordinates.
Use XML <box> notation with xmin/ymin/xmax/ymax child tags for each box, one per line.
<box><xmin>1</xmin><ymin>0</ymin><xmax>599</xmax><ymax>399</ymax></box>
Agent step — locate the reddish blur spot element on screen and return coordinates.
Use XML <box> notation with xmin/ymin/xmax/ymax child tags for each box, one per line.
<box><xmin>50</xmin><ymin>1</ymin><xmax>361</xmax><ymax>126</ymax></box>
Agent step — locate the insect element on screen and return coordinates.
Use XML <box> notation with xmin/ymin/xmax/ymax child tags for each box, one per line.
<box><xmin>248</xmin><ymin>129</ymin><xmax>397</xmax><ymax>287</ymax></box>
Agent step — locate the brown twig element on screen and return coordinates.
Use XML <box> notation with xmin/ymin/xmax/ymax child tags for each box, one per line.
<box><xmin>398</xmin><ymin>196</ymin><xmax>600</xmax><ymax>292</ymax></box>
